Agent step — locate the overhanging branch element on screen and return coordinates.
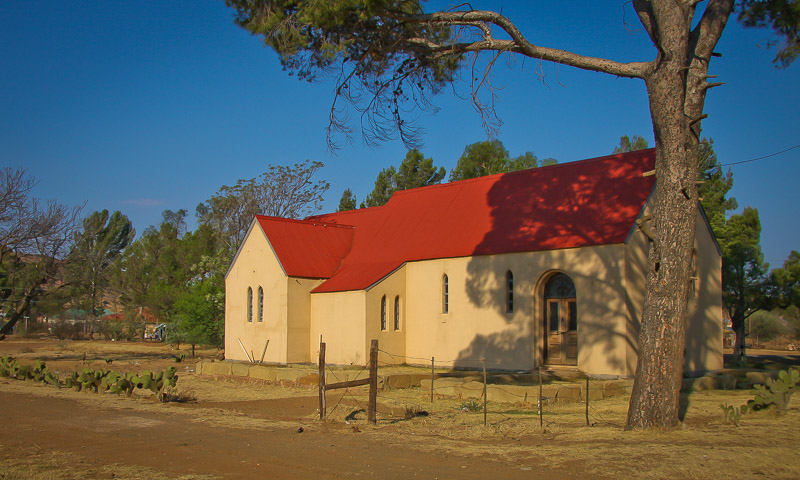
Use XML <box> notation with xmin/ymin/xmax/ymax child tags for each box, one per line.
<box><xmin>387</xmin><ymin>9</ymin><xmax>652</xmax><ymax>78</ymax></box>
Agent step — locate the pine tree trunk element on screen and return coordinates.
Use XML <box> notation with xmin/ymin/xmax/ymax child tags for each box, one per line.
<box><xmin>623</xmin><ymin>0</ymin><xmax>735</xmax><ymax>430</ymax></box>
<box><xmin>626</xmin><ymin>3</ymin><xmax>698</xmax><ymax>430</ymax></box>
<box><xmin>626</xmin><ymin>84</ymin><xmax>698</xmax><ymax>429</ymax></box>
<box><xmin>731</xmin><ymin>311</ymin><xmax>747</xmax><ymax>363</ymax></box>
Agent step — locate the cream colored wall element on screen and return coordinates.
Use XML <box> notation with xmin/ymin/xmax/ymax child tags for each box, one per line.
<box><xmin>624</xmin><ymin>222</ymin><xmax>649</xmax><ymax>377</ymax></box>
<box><xmin>309</xmin><ymin>290</ymin><xmax>367</xmax><ymax>365</ymax></box>
<box><xmin>686</xmin><ymin>212</ymin><xmax>723</xmax><ymax>374</ymax></box>
<box><xmin>225</xmin><ymin>225</ymin><xmax>289</xmax><ymax>364</ymax></box>
<box><xmin>403</xmin><ymin>244</ymin><xmax>632</xmax><ymax>376</ymax></box>
<box><xmin>365</xmin><ymin>266</ymin><xmax>407</xmax><ymax>365</ymax></box>
<box><xmin>624</xmin><ymin>208</ymin><xmax>724</xmax><ymax>376</ymax></box>
<box><xmin>286</xmin><ymin>278</ymin><xmax>321</xmax><ymax>363</ymax></box>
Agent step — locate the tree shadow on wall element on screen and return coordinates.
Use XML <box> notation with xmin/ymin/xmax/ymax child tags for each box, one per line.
<box><xmin>447</xmin><ymin>153</ymin><xmax>671</xmax><ymax>373</ymax></box>
<box><xmin>450</xmin><ymin>154</ymin><xmax>721</xmax><ymax>404</ymax></box>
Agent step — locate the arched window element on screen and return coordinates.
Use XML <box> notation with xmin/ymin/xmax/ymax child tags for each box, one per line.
<box><xmin>506</xmin><ymin>270</ymin><xmax>514</xmax><ymax>313</ymax></box>
<box><xmin>247</xmin><ymin>287</ymin><xmax>253</xmax><ymax>323</ymax></box>
<box><xmin>394</xmin><ymin>295</ymin><xmax>400</xmax><ymax>330</ymax></box>
<box><xmin>258</xmin><ymin>286</ymin><xmax>264</xmax><ymax>322</ymax></box>
<box><xmin>690</xmin><ymin>248</ymin><xmax>698</xmax><ymax>297</ymax></box>
<box><xmin>442</xmin><ymin>274</ymin><xmax>449</xmax><ymax>314</ymax></box>
<box><xmin>380</xmin><ymin>295</ymin><xmax>387</xmax><ymax>331</ymax></box>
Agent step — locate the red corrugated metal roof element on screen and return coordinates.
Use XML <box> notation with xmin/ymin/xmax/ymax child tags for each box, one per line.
<box><xmin>257</xmin><ymin>149</ymin><xmax>655</xmax><ymax>292</ymax></box>
<box><xmin>255</xmin><ymin>216</ymin><xmax>355</xmax><ymax>279</ymax></box>
<box><xmin>309</xmin><ymin>149</ymin><xmax>655</xmax><ymax>293</ymax></box>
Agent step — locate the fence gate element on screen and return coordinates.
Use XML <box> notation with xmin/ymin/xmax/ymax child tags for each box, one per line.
<box><xmin>318</xmin><ymin>339</ymin><xmax>378</xmax><ymax>424</ymax></box>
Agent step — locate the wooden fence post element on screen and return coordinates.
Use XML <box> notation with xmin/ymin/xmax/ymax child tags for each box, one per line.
<box><xmin>538</xmin><ymin>365</ymin><xmax>543</xmax><ymax>429</ymax></box>
<box><xmin>585</xmin><ymin>375</ymin><xmax>590</xmax><ymax>426</ymax></box>
<box><xmin>430</xmin><ymin>357</ymin><xmax>434</xmax><ymax>403</ymax></box>
<box><xmin>368</xmin><ymin>339</ymin><xmax>378</xmax><ymax>425</ymax></box>
<box><xmin>482</xmin><ymin>356</ymin><xmax>487</xmax><ymax>427</ymax></box>
<box><xmin>319</xmin><ymin>341</ymin><xmax>326</xmax><ymax>421</ymax></box>
<box><xmin>259</xmin><ymin>339</ymin><xmax>270</xmax><ymax>364</ymax></box>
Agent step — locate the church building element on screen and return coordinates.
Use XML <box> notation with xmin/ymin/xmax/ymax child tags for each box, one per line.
<box><xmin>224</xmin><ymin>149</ymin><xmax>722</xmax><ymax>377</ymax></box>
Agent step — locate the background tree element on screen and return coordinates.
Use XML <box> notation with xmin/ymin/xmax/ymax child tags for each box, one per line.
<box><xmin>167</xmin><ymin>227</ymin><xmax>226</xmax><ymax>354</ymax></box>
<box><xmin>613</xmin><ymin>134</ymin><xmax>650</xmax><ymax>153</ymax></box>
<box><xmin>225</xmin><ymin>0</ymin><xmax>798</xmax><ymax>430</ymax></box>
<box><xmin>690</xmin><ymin>137</ymin><xmax>769</xmax><ymax>362</ymax></box>
<box><xmin>161</xmin><ymin>209</ymin><xmax>188</xmax><ymax>237</ymax></box>
<box><xmin>782</xmin><ymin>304</ymin><xmax>800</xmax><ymax>341</ymax></box>
<box><xmin>116</xmin><ymin>214</ymin><xmax>221</xmax><ymax>335</ymax></box>
<box><xmin>168</xmin><ymin>260</ymin><xmax>226</xmax><ymax>355</ymax></box>
<box><xmin>362</xmin><ymin>149</ymin><xmax>445</xmax><ymax>207</ymax></box>
<box><xmin>395</xmin><ymin>148</ymin><xmax>447</xmax><ymax>190</ymax></box>
<box><xmin>738</xmin><ymin>0</ymin><xmax>800</xmax><ymax>68</ymax></box>
<box><xmin>338</xmin><ymin>188</ymin><xmax>357</xmax><ymax>212</ymax></box>
<box><xmin>697</xmin><ymin>138</ymin><xmax>737</xmax><ymax>233</ymax></box>
<box><xmin>449</xmin><ymin>140</ymin><xmax>551</xmax><ymax>181</ymax></box>
<box><xmin>64</xmin><ymin>210</ymin><xmax>135</xmax><ymax>323</ymax></box>
<box><xmin>719</xmin><ymin>207</ymin><xmax>771</xmax><ymax>361</ymax></box>
<box><xmin>0</xmin><ymin>167</ymin><xmax>82</xmax><ymax>337</ymax></box>
<box><xmin>116</xmin><ymin>219</ymin><xmax>183</xmax><ymax>321</ymax></box>
<box><xmin>361</xmin><ymin>166</ymin><xmax>398</xmax><ymax>208</ymax></box>
<box><xmin>197</xmin><ymin>160</ymin><xmax>329</xmax><ymax>256</ymax></box>
<box><xmin>747</xmin><ymin>310</ymin><xmax>785</xmax><ymax>346</ymax></box>
<box><xmin>772</xmin><ymin>250</ymin><xmax>800</xmax><ymax>308</ymax></box>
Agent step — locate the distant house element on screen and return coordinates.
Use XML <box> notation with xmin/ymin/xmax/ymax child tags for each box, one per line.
<box><xmin>224</xmin><ymin>149</ymin><xmax>722</xmax><ymax>377</ymax></box>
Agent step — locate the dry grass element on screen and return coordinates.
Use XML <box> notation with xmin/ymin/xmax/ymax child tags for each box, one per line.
<box><xmin>178</xmin><ymin>374</ymin><xmax>316</xmax><ymax>402</ymax></box>
<box><xmin>315</xmin><ymin>384</ymin><xmax>800</xmax><ymax>479</ymax></box>
<box><xmin>3</xmin><ymin>337</ymin><xmax>800</xmax><ymax>479</ymax></box>
<box><xmin>0</xmin><ymin>449</ymin><xmax>220</xmax><ymax>480</ymax></box>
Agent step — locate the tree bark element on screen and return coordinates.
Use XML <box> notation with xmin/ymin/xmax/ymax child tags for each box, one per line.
<box><xmin>731</xmin><ymin>310</ymin><xmax>747</xmax><ymax>363</ymax></box>
<box><xmin>625</xmin><ymin>0</ymin><xmax>734</xmax><ymax>430</ymax></box>
<box><xmin>0</xmin><ymin>277</ymin><xmax>46</xmax><ymax>337</ymax></box>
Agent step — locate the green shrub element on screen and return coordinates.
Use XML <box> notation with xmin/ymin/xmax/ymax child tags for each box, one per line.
<box><xmin>459</xmin><ymin>398</ymin><xmax>484</xmax><ymax>412</ymax></box>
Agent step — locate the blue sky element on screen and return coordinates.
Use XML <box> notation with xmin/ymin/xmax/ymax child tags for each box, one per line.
<box><xmin>1</xmin><ymin>1</ymin><xmax>798</xmax><ymax>268</ymax></box>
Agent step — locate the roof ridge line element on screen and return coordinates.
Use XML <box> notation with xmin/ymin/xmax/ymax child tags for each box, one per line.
<box><xmin>256</xmin><ymin>215</ymin><xmax>355</xmax><ymax>229</ymax></box>
<box><xmin>389</xmin><ymin>148</ymin><xmax>655</xmax><ymax>200</ymax></box>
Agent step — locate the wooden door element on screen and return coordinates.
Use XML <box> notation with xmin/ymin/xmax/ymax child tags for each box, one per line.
<box><xmin>543</xmin><ymin>273</ymin><xmax>578</xmax><ymax>366</ymax></box>
<box><xmin>564</xmin><ymin>299</ymin><xmax>578</xmax><ymax>363</ymax></box>
<box><xmin>546</xmin><ymin>300</ymin><xmax>563</xmax><ymax>363</ymax></box>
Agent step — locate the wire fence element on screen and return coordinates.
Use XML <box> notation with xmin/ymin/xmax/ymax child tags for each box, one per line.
<box><xmin>323</xmin><ymin>362</ymin><xmax>370</xmax><ymax>418</ymax></box>
<box><xmin>317</xmin><ymin>343</ymin><xmax>624</xmax><ymax>428</ymax></box>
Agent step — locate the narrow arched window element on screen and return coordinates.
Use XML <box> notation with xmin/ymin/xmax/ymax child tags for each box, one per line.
<box><xmin>442</xmin><ymin>274</ymin><xmax>449</xmax><ymax>314</ymax></box>
<box><xmin>247</xmin><ymin>287</ymin><xmax>253</xmax><ymax>323</ymax></box>
<box><xmin>394</xmin><ymin>295</ymin><xmax>400</xmax><ymax>330</ymax></box>
<box><xmin>258</xmin><ymin>286</ymin><xmax>264</xmax><ymax>322</ymax></box>
<box><xmin>380</xmin><ymin>295</ymin><xmax>387</xmax><ymax>331</ymax></box>
<box><xmin>691</xmin><ymin>248</ymin><xmax>698</xmax><ymax>297</ymax></box>
<box><xmin>506</xmin><ymin>270</ymin><xmax>514</xmax><ymax>313</ymax></box>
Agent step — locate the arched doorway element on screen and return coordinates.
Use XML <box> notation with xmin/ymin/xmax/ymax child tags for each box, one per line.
<box><xmin>543</xmin><ymin>273</ymin><xmax>578</xmax><ymax>366</ymax></box>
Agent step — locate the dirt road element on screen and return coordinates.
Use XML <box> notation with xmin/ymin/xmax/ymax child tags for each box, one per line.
<box><xmin>0</xmin><ymin>387</ymin><xmax>565</xmax><ymax>480</ymax></box>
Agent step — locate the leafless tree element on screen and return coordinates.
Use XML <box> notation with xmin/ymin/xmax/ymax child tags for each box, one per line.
<box><xmin>0</xmin><ymin>167</ymin><xmax>83</xmax><ymax>338</ymax></box>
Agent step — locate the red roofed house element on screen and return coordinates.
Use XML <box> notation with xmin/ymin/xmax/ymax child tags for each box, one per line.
<box><xmin>224</xmin><ymin>149</ymin><xmax>722</xmax><ymax>377</ymax></box>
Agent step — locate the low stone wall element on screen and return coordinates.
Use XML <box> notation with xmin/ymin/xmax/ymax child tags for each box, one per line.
<box><xmin>198</xmin><ymin>360</ymin><xmax>794</xmax><ymax>406</ymax></box>
<box><xmin>196</xmin><ymin>360</ymin><xmax>630</xmax><ymax>404</ymax></box>
<box><xmin>420</xmin><ymin>377</ymin><xmax>629</xmax><ymax>404</ymax></box>
<box><xmin>681</xmin><ymin>370</ymin><xmax>782</xmax><ymax>392</ymax></box>
<box><xmin>197</xmin><ymin>360</ymin><xmax>326</xmax><ymax>385</ymax></box>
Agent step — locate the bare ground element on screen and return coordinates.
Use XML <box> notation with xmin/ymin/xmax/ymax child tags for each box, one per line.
<box><xmin>2</xmin><ymin>337</ymin><xmax>800</xmax><ymax>480</ymax></box>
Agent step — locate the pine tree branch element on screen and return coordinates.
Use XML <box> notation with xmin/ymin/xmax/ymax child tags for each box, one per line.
<box><xmin>386</xmin><ymin>9</ymin><xmax>651</xmax><ymax>79</ymax></box>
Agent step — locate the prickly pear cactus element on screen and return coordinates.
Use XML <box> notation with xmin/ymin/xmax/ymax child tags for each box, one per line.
<box><xmin>1</xmin><ymin>356</ymin><xmax>180</xmax><ymax>403</ymax></box>
<box><xmin>745</xmin><ymin>367</ymin><xmax>800</xmax><ymax>413</ymax></box>
<box><xmin>65</xmin><ymin>372</ymin><xmax>82</xmax><ymax>391</ymax></box>
<box><xmin>0</xmin><ymin>355</ymin><xmax>13</xmax><ymax>377</ymax></box>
